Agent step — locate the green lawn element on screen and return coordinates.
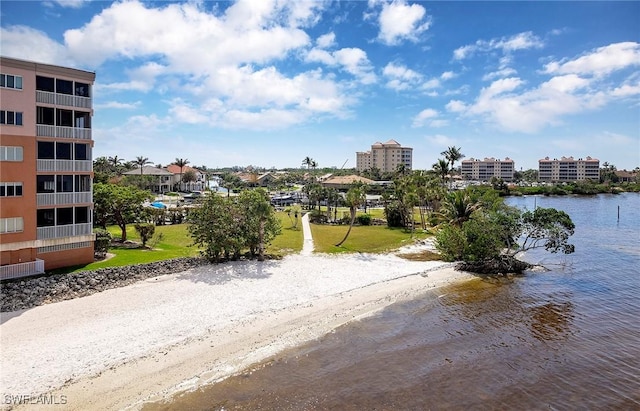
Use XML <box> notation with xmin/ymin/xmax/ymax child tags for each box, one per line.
<box><xmin>58</xmin><ymin>211</ymin><xmax>427</xmax><ymax>273</ymax></box>
<box><xmin>310</xmin><ymin>223</ymin><xmax>429</xmax><ymax>254</ymax></box>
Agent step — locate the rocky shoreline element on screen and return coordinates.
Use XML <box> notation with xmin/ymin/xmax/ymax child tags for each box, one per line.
<box><xmin>0</xmin><ymin>257</ymin><xmax>209</xmax><ymax>313</ymax></box>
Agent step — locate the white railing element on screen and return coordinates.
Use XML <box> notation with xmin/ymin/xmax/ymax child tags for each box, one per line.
<box><xmin>37</xmin><ymin>223</ymin><xmax>92</xmax><ymax>240</ymax></box>
<box><xmin>36</xmin><ymin>125</ymin><xmax>92</xmax><ymax>140</ymax></box>
<box><xmin>37</xmin><ymin>159</ymin><xmax>93</xmax><ymax>172</ymax></box>
<box><xmin>36</xmin><ymin>90</ymin><xmax>92</xmax><ymax>109</ymax></box>
<box><xmin>0</xmin><ymin>259</ymin><xmax>45</xmax><ymax>281</ymax></box>
<box><xmin>37</xmin><ymin>192</ymin><xmax>92</xmax><ymax>206</ymax></box>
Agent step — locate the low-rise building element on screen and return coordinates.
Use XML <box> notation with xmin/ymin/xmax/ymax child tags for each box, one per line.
<box><xmin>461</xmin><ymin>157</ymin><xmax>515</xmax><ymax>181</ymax></box>
<box><xmin>538</xmin><ymin>156</ymin><xmax>600</xmax><ymax>182</ymax></box>
<box><xmin>356</xmin><ymin>139</ymin><xmax>412</xmax><ymax>173</ymax></box>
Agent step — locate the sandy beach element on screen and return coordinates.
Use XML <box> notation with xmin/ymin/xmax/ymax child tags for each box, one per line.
<box><xmin>1</xmin><ymin>216</ymin><xmax>471</xmax><ymax>410</ymax></box>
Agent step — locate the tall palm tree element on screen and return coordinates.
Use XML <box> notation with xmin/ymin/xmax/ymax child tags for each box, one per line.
<box><xmin>441</xmin><ymin>146</ymin><xmax>464</xmax><ymax>172</ymax></box>
<box><xmin>335</xmin><ymin>183</ymin><xmax>366</xmax><ymax>247</ymax></box>
<box><xmin>108</xmin><ymin>155</ymin><xmax>124</xmax><ymax>175</ymax></box>
<box><xmin>439</xmin><ymin>190</ymin><xmax>482</xmax><ymax>227</ymax></box>
<box><xmin>432</xmin><ymin>158</ymin><xmax>450</xmax><ymax>186</ymax></box>
<box><xmin>134</xmin><ymin>156</ymin><xmax>152</xmax><ymax>175</ymax></box>
<box><xmin>173</xmin><ymin>158</ymin><xmax>190</xmax><ymax>191</ymax></box>
<box><xmin>302</xmin><ymin>156</ymin><xmax>314</xmax><ymax>170</ymax></box>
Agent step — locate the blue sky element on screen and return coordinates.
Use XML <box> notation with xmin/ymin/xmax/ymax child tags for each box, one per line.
<box><xmin>2</xmin><ymin>0</ymin><xmax>639</xmax><ymax>171</ymax></box>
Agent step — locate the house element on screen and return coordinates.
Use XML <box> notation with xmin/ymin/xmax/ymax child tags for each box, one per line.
<box><xmin>122</xmin><ymin>166</ymin><xmax>173</xmax><ymax>193</ymax></box>
<box><xmin>1</xmin><ymin>56</ymin><xmax>95</xmax><ymax>278</ymax></box>
<box><xmin>615</xmin><ymin>170</ymin><xmax>638</xmax><ymax>183</ymax></box>
<box><xmin>165</xmin><ymin>164</ymin><xmax>206</xmax><ymax>192</ymax></box>
<box><xmin>321</xmin><ymin>175</ymin><xmax>375</xmax><ymax>190</ymax></box>
<box><xmin>237</xmin><ymin>172</ymin><xmax>276</xmax><ymax>187</ymax></box>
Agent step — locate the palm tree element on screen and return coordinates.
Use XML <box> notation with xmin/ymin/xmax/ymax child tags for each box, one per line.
<box><xmin>134</xmin><ymin>156</ymin><xmax>152</xmax><ymax>175</ymax></box>
<box><xmin>173</xmin><ymin>158</ymin><xmax>190</xmax><ymax>191</ymax></box>
<box><xmin>439</xmin><ymin>190</ymin><xmax>482</xmax><ymax>227</ymax></box>
<box><xmin>335</xmin><ymin>183</ymin><xmax>366</xmax><ymax>247</ymax></box>
<box><xmin>302</xmin><ymin>156</ymin><xmax>314</xmax><ymax>170</ymax></box>
<box><xmin>108</xmin><ymin>155</ymin><xmax>124</xmax><ymax>175</ymax></box>
<box><xmin>432</xmin><ymin>158</ymin><xmax>450</xmax><ymax>186</ymax></box>
<box><xmin>441</xmin><ymin>146</ymin><xmax>464</xmax><ymax>173</ymax></box>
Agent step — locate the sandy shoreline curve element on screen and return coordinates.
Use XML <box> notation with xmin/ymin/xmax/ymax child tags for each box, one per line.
<box><xmin>1</xmin><ymin>249</ymin><xmax>471</xmax><ymax>411</ymax></box>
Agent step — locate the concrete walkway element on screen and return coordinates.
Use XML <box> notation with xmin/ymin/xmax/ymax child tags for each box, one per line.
<box><xmin>301</xmin><ymin>212</ymin><xmax>314</xmax><ymax>255</ymax></box>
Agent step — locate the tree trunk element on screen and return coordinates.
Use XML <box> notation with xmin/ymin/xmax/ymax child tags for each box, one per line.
<box><xmin>335</xmin><ymin>208</ymin><xmax>356</xmax><ymax>247</ymax></box>
<box><xmin>258</xmin><ymin>219</ymin><xmax>266</xmax><ymax>261</ymax></box>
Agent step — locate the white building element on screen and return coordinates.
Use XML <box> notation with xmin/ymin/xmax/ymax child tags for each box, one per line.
<box><xmin>461</xmin><ymin>157</ymin><xmax>515</xmax><ymax>181</ymax></box>
<box><xmin>538</xmin><ymin>156</ymin><xmax>600</xmax><ymax>182</ymax></box>
<box><xmin>356</xmin><ymin>139</ymin><xmax>412</xmax><ymax>173</ymax></box>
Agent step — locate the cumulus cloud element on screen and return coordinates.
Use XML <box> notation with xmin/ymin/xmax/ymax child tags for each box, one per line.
<box><xmin>412</xmin><ymin>108</ymin><xmax>439</xmax><ymax>127</ymax></box>
<box><xmin>543</xmin><ymin>42</ymin><xmax>640</xmax><ymax>77</ymax></box>
<box><xmin>0</xmin><ymin>26</ymin><xmax>71</xmax><ymax>65</ymax></box>
<box><xmin>453</xmin><ymin>31</ymin><xmax>544</xmax><ymax>61</ymax></box>
<box><xmin>426</xmin><ymin>134</ymin><xmax>456</xmax><ymax>147</ymax></box>
<box><xmin>94</xmin><ymin>101</ymin><xmax>142</xmax><ymax>110</ymax></box>
<box><xmin>370</xmin><ymin>0</ymin><xmax>431</xmax><ymax>45</ymax></box>
<box><xmin>306</xmin><ymin>47</ymin><xmax>376</xmax><ymax>84</ymax></box>
<box><xmin>382</xmin><ymin>62</ymin><xmax>422</xmax><ymax>90</ymax></box>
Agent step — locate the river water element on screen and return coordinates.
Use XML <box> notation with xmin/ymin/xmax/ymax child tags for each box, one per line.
<box><xmin>147</xmin><ymin>193</ymin><xmax>640</xmax><ymax>410</ymax></box>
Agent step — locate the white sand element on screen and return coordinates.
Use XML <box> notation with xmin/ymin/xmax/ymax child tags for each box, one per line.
<box><xmin>0</xmin><ymin>215</ymin><xmax>470</xmax><ymax>410</ymax></box>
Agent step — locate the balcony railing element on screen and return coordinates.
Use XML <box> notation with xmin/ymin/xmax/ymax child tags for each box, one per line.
<box><xmin>37</xmin><ymin>159</ymin><xmax>92</xmax><ymax>172</ymax></box>
<box><xmin>37</xmin><ymin>223</ymin><xmax>92</xmax><ymax>240</ymax></box>
<box><xmin>0</xmin><ymin>259</ymin><xmax>45</xmax><ymax>281</ymax></box>
<box><xmin>37</xmin><ymin>125</ymin><xmax>92</xmax><ymax>140</ymax></box>
<box><xmin>36</xmin><ymin>90</ymin><xmax>92</xmax><ymax>109</ymax></box>
<box><xmin>37</xmin><ymin>192</ymin><xmax>92</xmax><ymax>206</ymax></box>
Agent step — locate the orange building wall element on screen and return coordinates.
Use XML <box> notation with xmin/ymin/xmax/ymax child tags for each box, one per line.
<box><xmin>39</xmin><ymin>246</ymin><xmax>94</xmax><ymax>271</ymax></box>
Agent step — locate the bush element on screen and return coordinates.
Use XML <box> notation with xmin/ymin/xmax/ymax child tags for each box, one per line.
<box><xmin>434</xmin><ymin>225</ymin><xmax>467</xmax><ymax>261</ymax></box>
<box><xmin>134</xmin><ymin>223</ymin><xmax>156</xmax><ymax>247</ymax></box>
<box><xmin>356</xmin><ymin>214</ymin><xmax>372</xmax><ymax>226</ymax></box>
<box><xmin>308</xmin><ymin>209</ymin><xmax>327</xmax><ymax>224</ymax></box>
<box><xmin>384</xmin><ymin>200</ymin><xmax>406</xmax><ymax>228</ymax></box>
<box><xmin>94</xmin><ymin>228</ymin><xmax>112</xmax><ymax>258</ymax></box>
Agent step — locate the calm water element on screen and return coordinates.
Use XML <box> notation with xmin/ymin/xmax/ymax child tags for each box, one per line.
<box><xmin>147</xmin><ymin>193</ymin><xmax>640</xmax><ymax>410</ymax></box>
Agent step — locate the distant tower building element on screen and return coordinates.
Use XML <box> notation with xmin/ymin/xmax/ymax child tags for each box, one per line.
<box><xmin>461</xmin><ymin>157</ymin><xmax>515</xmax><ymax>181</ymax></box>
<box><xmin>538</xmin><ymin>156</ymin><xmax>600</xmax><ymax>182</ymax></box>
<box><xmin>1</xmin><ymin>56</ymin><xmax>96</xmax><ymax>279</ymax></box>
<box><xmin>356</xmin><ymin>139</ymin><xmax>412</xmax><ymax>173</ymax></box>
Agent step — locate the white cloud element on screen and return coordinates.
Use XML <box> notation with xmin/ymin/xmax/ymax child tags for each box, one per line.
<box><xmin>429</xmin><ymin>119</ymin><xmax>449</xmax><ymax>128</ymax></box>
<box><xmin>426</xmin><ymin>134</ymin><xmax>456</xmax><ymax>147</ymax></box>
<box><xmin>543</xmin><ymin>42</ymin><xmax>640</xmax><ymax>77</ymax></box>
<box><xmin>94</xmin><ymin>101</ymin><xmax>142</xmax><ymax>109</ymax></box>
<box><xmin>306</xmin><ymin>47</ymin><xmax>376</xmax><ymax>84</ymax></box>
<box><xmin>51</xmin><ymin>0</ymin><xmax>86</xmax><ymax>8</ymax></box>
<box><xmin>453</xmin><ymin>31</ymin><xmax>543</xmax><ymax>61</ymax></box>
<box><xmin>440</xmin><ymin>71</ymin><xmax>456</xmax><ymax>80</ymax></box>
<box><xmin>412</xmin><ymin>108</ymin><xmax>439</xmax><ymax>127</ymax></box>
<box><xmin>0</xmin><ymin>26</ymin><xmax>71</xmax><ymax>66</ymax></box>
<box><xmin>382</xmin><ymin>62</ymin><xmax>422</xmax><ymax>90</ymax></box>
<box><xmin>317</xmin><ymin>32</ymin><xmax>336</xmax><ymax>48</ymax></box>
<box><xmin>373</xmin><ymin>0</ymin><xmax>431</xmax><ymax>45</ymax></box>
<box><xmin>482</xmin><ymin>68</ymin><xmax>517</xmax><ymax>81</ymax></box>
<box><xmin>446</xmin><ymin>100</ymin><xmax>467</xmax><ymax>113</ymax></box>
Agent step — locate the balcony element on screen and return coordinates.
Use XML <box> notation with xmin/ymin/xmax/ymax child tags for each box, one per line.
<box><xmin>36</xmin><ymin>90</ymin><xmax>92</xmax><ymax>109</ymax></box>
<box><xmin>0</xmin><ymin>259</ymin><xmax>45</xmax><ymax>281</ymax></box>
<box><xmin>37</xmin><ymin>159</ymin><xmax>92</xmax><ymax>172</ymax></box>
<box><xmin>37</xmin><ymin>223</ymin><xmax>93</xmax><ymax>240</ymax></box>
<box><xmin>37</xmin><ymin>192</ymin><xmax>92</xmax><ymax>206</ymax></box>
<box><xmin>37</xmin><ymin>125</ymin><xmax>92</xmax><ymax>140</ymax></box>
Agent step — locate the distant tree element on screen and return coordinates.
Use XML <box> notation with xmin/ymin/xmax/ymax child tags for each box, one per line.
<box><xmin>302</xmin><ymin>156</ymin><xmax>314</xmax><ymax>170</ymax></box>
<box><xmin>134</xmin><ymin>156</ymin><xmax>152</xmax><ymax>176</ymax></box>
<box><xmin>134</xmin><ymin>223</ymin><xmax>156</xmax><ymax>248</ymax></box>
<box><xmin>432</xmin><ymin>158</ymin><xmax>451</xmax><ymax>186</ymax></box>
<box><xmin>335</xmin><ymin>183</ymin><xmax>367</xmax><ymax>247</ymax></box>
<box><xmin>600</xmin><ymin>162</ymin><xmax>618</xmax><ymax>183</ymax></box>
<box><xmin>173</xmin><ymin>158</ymin><xmax>190</xmax><ymax>190</ymax></box>
<box><xmin>93</xmin><ymin>183</ymin><xmax>152</xmax><ymax>241</ymax></box>
<box><xmin>182</xmin><ymin>169</ymin><xmax>197</xmax><ymax>191</ymax></box>
<box><xmin>441</xmin><ymin>146</ymin><xmax>465</xmax><ymax>173</ymax></box>
<box><xmin>237</xmin><ymin>188</ymin><xmax>281</xmax><ymax>261</ymax></box>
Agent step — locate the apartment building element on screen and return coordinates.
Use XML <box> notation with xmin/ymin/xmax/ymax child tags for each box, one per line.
<box><xmin>356</xmin><ymin>139</ymin><xmax>412</xmax><ymax>173</ymax></box>
<box><xmin>538</xmin><ymin>156</ymin><xmax>600</xmax><ymax>182</ymax></box>
<box><xmin>1</xmin><ymin>56</ymin><xmax>95</xmax><ymax>279</ymax></box>
<box><xmin>461</xmin><ymin>157</ymin><xmax>516</xmax><ymax>181</ymax></box>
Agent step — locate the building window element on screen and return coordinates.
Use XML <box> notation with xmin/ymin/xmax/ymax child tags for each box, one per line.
<box><xmin>0</xmin><ymin>217</ymin><xmax>24</xmax><ymax>234</ymax></box>
<box><xmin>37</xmin><ymin>106</ymin><xmax>55</xmax><ymax>125</ymax></box>
<box><xmin>74</xmin><ymin>175</ymin><xmax>91</xmax><ymax>191</ymax></box>
<box><xmin>56</xmin><ymin>79</ymin><xmax>73</xmax><ymax>95</ymax></box>
<box><xmin>56</xmin><ymin>142</ymin><xmax>72</xmax><ymax>160</ymax></box>
<box><xmin>0</xmin><ymin>110</ymin><xmax>23</xmax><ymax>126</ymax></box>
<box><xmin>57</xmin><ymin>207</ymin><xmax>74</xmax><ymax>225</ymax></box>
<box><xmin>56</xmin><ymin>175</ymin><xmax>74</xmax><ymax>192</ymax></box>
<box><xmin>37</xmin><ymin>175</ymin><xmax>55</xmax><ymax>193</ymax></box>
<box><xmin>0</xmin><ymin>74</ymin><xmax>23</xmax><ymax>90</ymax></box>
<box><xmin>75</xmin><ymin>206</ymin><xmax>89</xmax><ymax>224</ymax></box>
<box><xmin>75</xmin><ymin>82</ymin><xmax>90</xmax><ymax>97</ymax></box>
<box><xmin>38</xmin><ymin>141</ymin><xmax>55</xmax><ymax>159</ymax></box>
<box><xmin>0</xmin><ymin>182</ymin><xmax>23</xmax><ymax>197</ymax></box>
<box><xmin>37</xmin><ymin>209</ymin><xmax>55</xmax><ymax>227</ymax></box>
<box><xmin>36</xmin><ymin>76</ymin><xmax>55</xmax><ymax>92</ymax></box>
<box><xmin>0</xmin><ymin>146</ymin><xmax>23</xmax><ymax>161</ymax></box>
<box><xmin>74</xmin><ymin>111</ymin><xmax>91</xmax><ymax>128</ymax></box>
<box><xmin>75</xmin><ymin>143</ymin><xmax>88</xmax><ymax>160</ymax></box>
<box><xmin>57</xmin><ymin>109</ymin><xmax>73</xmax><ymax>127</ymax></box>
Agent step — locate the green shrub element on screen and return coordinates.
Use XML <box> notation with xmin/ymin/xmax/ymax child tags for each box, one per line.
<box><xmin>434</xmin><ymin>225</ymin><xmax>467</xmax><ymax>261</ymax></box>
<box><xmin>134</xmin><ymin>223</ymin><xmax>156</xmax><ymax>247</ymax></box>
<box><xmin>94</xmin><ymin>228</ymin><xmax>112</xmax><ymax>258</ymax></box>
<box><xmin>384</xmin><ymin>200</ymin><xmax>406</xmax><ymax>228</ymax></box>
<box><xmin>356</xmin><ymin>213</ymin><xmax>372</xmax><ymax>226</ymax></box>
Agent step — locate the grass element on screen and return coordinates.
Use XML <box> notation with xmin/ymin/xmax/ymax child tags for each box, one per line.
<box><xmin>55</xmin><ymin>211</ymin><xmax>431</xmax><ymax>273</ymax></box>
<box><xmin>310</xmin><ymin>223</ymin><xmax>430</xmax><ymax>254</ymax></box>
